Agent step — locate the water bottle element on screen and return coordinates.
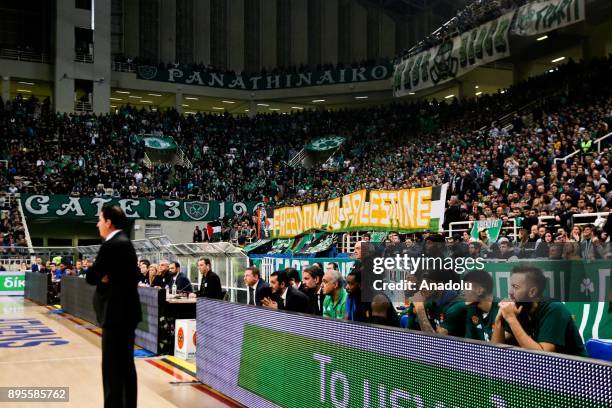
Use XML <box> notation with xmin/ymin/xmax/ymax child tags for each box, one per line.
<box><xmin>172</xmin><ymin>282</ymin><xmax>177</xmax><ymax>296</ymax></box>
<box><xmin>165</xmin><ymin>285</ymin><xmax>170</xmax><ymax>297</ymax></box>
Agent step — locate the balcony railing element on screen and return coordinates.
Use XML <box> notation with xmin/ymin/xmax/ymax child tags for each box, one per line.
<box><xmin>0</xmin><ymin>48</ymin><xmax>51</xmax><ymax>64</ymax></box>
<box><xmin>75</xmin><ymin>52</ymin><xmax>94</xmax><ymax>63</ymax></box>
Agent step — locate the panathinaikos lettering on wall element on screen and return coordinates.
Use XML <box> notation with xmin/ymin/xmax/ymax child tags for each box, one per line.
<box><xmin>20</xmin><ymin>194</ymin><xmax>261</xmax><ymax>222</ymax></box>
<box><xmin>136</xmin><ymin>64</ymin><xmax>393</xmax><ymax>90</ymax></box>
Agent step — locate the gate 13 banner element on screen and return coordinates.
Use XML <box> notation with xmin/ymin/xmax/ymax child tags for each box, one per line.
<box><xmin>21</xmin><ymin>194</ymin><xmax>260</xmax><ymax>222</ymax></box>
<box><xmin>393</xmin><ymin>11</ymin><xmax>513</xmax><ymax>96</ymax></box>
<box><xmin>271</xmin><ymin>184</ymin><xmax>448</xmax><ymax>238</ymax></box>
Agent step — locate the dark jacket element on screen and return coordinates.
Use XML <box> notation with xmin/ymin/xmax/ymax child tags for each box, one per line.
<box><xmin>86</xmin><ymin>231</ymin><xmax>142</xmax><ymax>328</ymax></box>
<box><xmin>306</xmin><ymin>287</ymin><xmax>325</xmax><ymax>316</ymax></box>
<box><xmin>167</xmin><ymin>272</ymin><xmax>193</xmax><ymax>293</ymax></box>
<box><xmin>281</xmin><ymin>286</ymin><xmax>309</xmax><ymax>313</ymax></box>
<box><xmin>197</xmin><ymin>270</ymin><xmax>223</xmax><ymax>299</ymax></box>
<box><xmin>242</xmin><ymin>279</ymin><xmax>270</xmax><ymax>306</ymax></box>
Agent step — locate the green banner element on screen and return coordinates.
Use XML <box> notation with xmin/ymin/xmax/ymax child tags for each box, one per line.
<box><xmin>470</xmin><ymin>219</ymin><xmax>503</xmax><ymax>242</ymax></box>
<box><xmin>394</xmin><ymin>11</ymin><xmax>513</xmax><ymax>96</ymax></box>
<box><xmin>251</xmin><ymin>257</ymin><xmax>355</xmax><ymax>278</ymax></box>
<box><xmin>238</xmin><ymin>324</ymin><xmax>597</xmax><ymax>407</ymax></box>
<box><xmin>136</xmin><ymin>64</ymin><xmax>392</xmax><ymax>91</ymax></box>
<box><xmin>0</xmin><ymin>272</ymin><xmax>26</xmax><ymax>295</ymax></box>
<box><xmin>512</xmin><ymin>0</ymin><xmax>585</xmax><ymax>36</ymax></box>
<box><xmin>21</xmin><ymin>194</ymin><xmax>260</xmax><ymax>222</ymax></box>
<box><xmin>305</xmin><ymin>137</ymin><xmax>346</xmax><ymax>152</ymax></box>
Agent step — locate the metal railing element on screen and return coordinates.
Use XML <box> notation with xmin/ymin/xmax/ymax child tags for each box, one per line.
<box><xmin>74</xmin><ymin>101</ymin><xmax>92</xmax><ymax>112</ymax></box>
<box><xmin>75</xmin><ymin>52</ymin><xmax>94</xmax><ymax>63</ymax></box>
<box><xmin>111</xmin><ymin>61</ymin><xmax>136</xmax><ymax>73</ymax></box>
<box><xmin>554</xmin><ymin>131</ymin><xmax>612</xmax><ymax>164</ymax></box>
<box><xmin>0</xmin><ymin>48</ymin><xmax>51</xmax><ymax>64</ymax></box>
<box><xmin>288</xmin><ymin>149</ymin><xmax>307</xmax><ymax>167</ymax></box>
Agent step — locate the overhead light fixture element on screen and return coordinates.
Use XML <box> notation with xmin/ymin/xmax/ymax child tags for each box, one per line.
<box><xmin>16</xmin><ymin>89</ymin><xmax>32</xmax><ymax>93</ymax></box>
<box><xmin>222</xmin><ymin>100</ymin><xmax>235</xmax><ymax>104</ymax></box>
<box><xmin>548</xmin><ymin>69</ymin><xmax>555</xmax><ymax>73</ymax></box>
<box><xmin>269</xmin><ymin>108</ymin><xmax>280</xmax><ymax>111</ymax></box>
<box><xmin>256</xmin><ymin>103</ymin><xmax>269</xmax><ymax>107</ymax></box>
<box><xmin>475</xmin><ymin>91</ymin><xmax>482</xmax><ymax>96</ymax></box>
<box><xmin>110</xmin><ymin>105</ymin><xmax>117</xmax><ymax>108</ymax></box>
<box><xmin>110</xmin><ymin>97</ymin><xmax>122</xmax><ymax>101</ymax></box>
<box><xmin>444</xmin><ymin>94</ymin><xmax>454</xmax><ymax>99</ymax></box>
<box><xmin>185</xmin><ymin>111</ymin><xmax>196</xmax><ymax>115</ymax></box>
<box><xmin>18</xmin><ymin>81</ymin><xmax>35</xmax><ymax>85</ymax></box>
<box><xmin>141</xmin><ymin>100</ymin><xmax>153</xmax><ymax>103</ymax></box>
<box><xmin>116</xmin><ymin>90</ymin><xmax>130</xmax><ymax>94</ymax></box>
<box><xmin>185</xmin><ymin>97</ymin><xmax>199</xmax><ymax>100</ymax></box>
<box><xmin>408</xmin><ymin>92</ymin><xmax>416</xmax><ymax>95</ymax></box>
<box><xmin>312</xmin><ymin>99</ymin><xmax>325</xmax><ymax>103</ymax></box>
<box><xmin>212</xmin><ymin>107</ymin><xmax>224</xmax><ymax>110</ymax></box>
<box><xmin>151</xmin><ymin>108</ymin><xmax>157</xmax><ymax>111</ymax></box>
<box><xmin>354</xmin><ymin>96</ymin><xmax>368</xmax><ymax>99</ymax></box>
<box><xmin>182</xmin><ymin>104</ymin><xmax>189</xmax><ymax>107</ymax></box>
<box><xmin>244</xmin><ymin>109</ymin><xmax>249</xmax><ymax>112</ymax></box>
<box><xmin>500</xmin><ymin>90</ymin><xmax>506</xmax><ymax>94</ymax></box>
<box><xmin>551</xmin><ymin>56</ymin><xmax>565</xmax><ymax>63</ymax></box>
<box><xmin>474</xmin><ymin>85</ymin><xmax>479</xmax><ymax>89</ymax></box>
<box><xmin>291</xmin><ymin>106</ymin><xmax>303</xmax><ymax>109</ymax></box>
<box><xmin>536</xmin><ymin>35</ymin><xmax>548</xmax><ymax>41</ymax></box>
<box><xmin>128</xmin><ymin>95</ymin><xmax>142</xmax><ymax>99</ymax></box>
<box><xmin>148</xmin><ymin>93</ymin><xmax>162</xmax><ymax>97</ymax></box>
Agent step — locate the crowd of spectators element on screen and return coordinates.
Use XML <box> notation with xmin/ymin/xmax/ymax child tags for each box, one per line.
<box><xmin>397</xmin><ymin>0</ymin><xmax>528</xmax><ymax>60</ymax></box>
<box><xmin>0</xmin><ymin>195</ymin><xmax>27</xmax><ymax>252</ymax></box>
<box><xmin>1</xmin><ymin>56</ymin><xmax>611</xmax><ymax>256</ymax></box>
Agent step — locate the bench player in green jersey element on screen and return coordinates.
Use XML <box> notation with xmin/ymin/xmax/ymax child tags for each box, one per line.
<box><xmin>463</xmin><ymin>269</ymin><xmax>499</xmax><ymax>342</ymax></box>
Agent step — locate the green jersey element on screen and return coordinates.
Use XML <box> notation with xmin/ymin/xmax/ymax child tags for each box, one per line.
<box><xmin>503</xmin><ymin>300</ymin><xmax>586</xmax><ymax>357</ymax></box>
<box><xmin>465</xmin><ymin>299</ymin><xmax>500</xmax><ymax>342</ymax></box>
<box><xmin>405</xmin><ymin>292</ymin><xmax>467</xmax><ymax>337</ymax></box>
<box><xmin>323</xmin><ymin>288</ymin><xmax>347</xmax><ymax>319</ymax></box>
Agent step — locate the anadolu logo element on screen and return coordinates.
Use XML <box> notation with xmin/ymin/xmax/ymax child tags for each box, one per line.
<box><xmin>178</xmin><ymin>327</ymin><xmax>184</xmax><ymax>350</ymax></box>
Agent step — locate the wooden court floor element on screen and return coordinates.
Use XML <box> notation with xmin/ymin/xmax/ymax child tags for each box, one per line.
<box><xmin>0</xmin><ymin>297</ymin><xmax>233</xmax><ymax>408</ymax></box>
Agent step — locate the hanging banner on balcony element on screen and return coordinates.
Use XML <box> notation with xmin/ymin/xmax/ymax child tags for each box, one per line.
<box><xmin>512</xmin><ymin>0</ymin><xmax>586</xmax><ymax>36</ymax></box>
<box><xmin>393</xmin><ymin>11</ymin><xmax>513</xmax><ymax>97</ymax></box>
<box><xmin>20</xmin><ymin>194</ymin><xmax>260</xmax><ymax>222</ymax></box>
<box><xmin>136</xmin><ymin>64</ymin><xmax>392</xmax><ymax>91</ymax></box>
<box><xmin>270</xmin><ymin>184</ymin><xmax>448</xmax><ymax>239</ymax></box>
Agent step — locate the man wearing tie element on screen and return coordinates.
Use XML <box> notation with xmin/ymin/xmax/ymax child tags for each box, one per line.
<box><xmin>243</xmin><ymin>266</ymin><xmax>269</xmax><ymax>306</ymax></box>
<box><xmin>86</xmin><ymin>205</ymin><xmax>141</xmax><ymax>408</ymax></box>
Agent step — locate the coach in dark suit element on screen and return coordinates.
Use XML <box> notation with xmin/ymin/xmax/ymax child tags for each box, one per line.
<box><xmin>193</xmin><ymin>258</ymin><xmax>223</xmax><ymax>299</ymax></box>
<box><xmin>86</xmin><ymin>205</ymin><xmax>141</xmax><ymax>408</ymax></box>
<box><xmin>167</xmin><ymin>261</ymin><xmax>193</xmax><ymax>293</ymax></box>
<box><xmin>262</xmin><ymin>270</ymin><xmax>309</xmax><ymax>313</ymax></box>
<box><xmin>243</xmin><ymin>266</ymin><xmax>269</xmax><ymax>306</ymax></box>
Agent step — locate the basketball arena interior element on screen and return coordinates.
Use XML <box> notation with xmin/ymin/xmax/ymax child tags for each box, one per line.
<box><xmin>1</xmin><ymin>0</ymin><xmax>612</xmax><ymax>407</ymax></box>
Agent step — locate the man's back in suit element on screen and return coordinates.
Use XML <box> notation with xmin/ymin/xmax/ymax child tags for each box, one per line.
<box><xmin>86</xmin><ymin>231</ymin><xmax>142</xmax><ymax>327</ymax></box>
<box><xmin>283</xmin><ymin>286</ymin><xmax>309</xmax><ymax>313</ymax></box>
<box><xmin>197</xmin><ymin>270</ymin><xmax>223</xmax><ymax>299</ymax></box>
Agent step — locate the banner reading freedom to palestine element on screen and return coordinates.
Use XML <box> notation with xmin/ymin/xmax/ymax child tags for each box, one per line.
<box><xmin>136</xmin><ymin>64</ymin><xmax>393</xmax><ymax>91</ymax></box>
<box><xmin>20</xmin><ymin>194</ymin><xmax>261</xmax><ymax>222</ymax></box>
<box><xmin>270</xmin><ymin>184</ymin><xmax>448</xmax><ymax>238</ymax></box>
<box><xmin>393</xmin><ymin>11</ymin><xmax>513</xmax><ymax>96</ymax></box>
<box><xmin>512</xmin><ymin>0</ymin><xmax>586</xmax><ymax>36</ymax></box>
